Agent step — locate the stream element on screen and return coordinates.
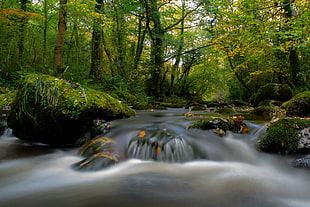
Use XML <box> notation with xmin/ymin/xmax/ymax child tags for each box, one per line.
<box><xmin>0</xmin><ymin>108</ymin><xmax>309</xmax><ymax>207</ymax></box>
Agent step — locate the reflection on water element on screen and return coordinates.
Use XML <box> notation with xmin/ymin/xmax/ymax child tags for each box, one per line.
<box><xmin>0</xmin><ymin>108</ymin><xmax>309</xmax><ymax>207</ymax></box>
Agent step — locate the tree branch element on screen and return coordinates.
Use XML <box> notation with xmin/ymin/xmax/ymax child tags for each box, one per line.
<box><xmin>164</xmin><ymin>43</ymin><xmax>216</xmax><ymax>62</ymax></box>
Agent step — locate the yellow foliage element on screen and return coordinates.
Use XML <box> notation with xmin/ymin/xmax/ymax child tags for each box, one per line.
<box><xmin>249</xmin><ymin>70</ymin><xmax>263</xmax><ymax>76</ymax></box>
<box><xmin>0</xmin><ymin>8</ymin><xmax>43</xmax><ymax>22</ymax></box>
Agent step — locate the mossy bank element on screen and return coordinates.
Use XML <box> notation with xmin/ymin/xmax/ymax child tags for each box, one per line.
<box><xmin>6</xmin><ymin>74</ymin><xmax>135</xmax><ymax>146</ymax></box>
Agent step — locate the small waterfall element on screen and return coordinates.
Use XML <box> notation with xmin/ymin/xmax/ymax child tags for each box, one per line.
<box><xmin>157</xmin><ymin>137</ymin><xmax>194</xmax><ymax>162</ymax></box>
<box><xmin>0</xmin><ymin>120</ymin><xmax>13</xmax><ymax>137</ymax></box>
<box><xmin>127</xmin><ymin>127</ymin><xmax>194</xmax><ymax>162</ymax></box>
<box><xmin>2</xmin><ymin>128</ymin><xmax>13</xmax><ymax>137</ymax></box>
<box><xmin>249</xmin><ymin>123</ymin><xmax>267</xmax><ymax>141</ymax></box>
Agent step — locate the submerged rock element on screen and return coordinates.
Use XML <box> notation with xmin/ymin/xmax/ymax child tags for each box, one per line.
<box><xmin>7</xmin><ymin>74</ymin><xmax>135</xmax><ymax>146</ymax></box>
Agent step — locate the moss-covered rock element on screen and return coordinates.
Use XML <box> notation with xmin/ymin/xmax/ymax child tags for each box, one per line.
<box><xmin>188</xmin><ymin>117</ymin><xmax>241</xmax><ymax>134</ymax></box>
<box><xmin>251</xmin><ymin>83</ymin><xmax>292</xmax><ymax>106</ymax></box>
<box><xmin>216</xmin><ymin>107</ymin><xmax>236</xmax><ymax>114</ymax></box>
<box><xmin>257</xmin><ymin>118</ymin><xmax>310</xmax><ymax>154</ymax></box>
<box><xmin>250</xmin><ymin>106</ymin><xmax>275</xmax><ymax>116</ymax></box>
<box><xmin>284</xmin><ymin>91</ymin><xmax>310</xmax><ymax>117</ymax></box>
<box><xmin>7</xmin><ymin>74</ymin><xmax>135</xmax><ymax>145</ymax></box>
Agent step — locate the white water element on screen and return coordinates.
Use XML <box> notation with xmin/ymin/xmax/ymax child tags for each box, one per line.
<box><xmin>0</xmin><ymin>109</ymin><xmax>309</xmax><ymax>207</ymax></box>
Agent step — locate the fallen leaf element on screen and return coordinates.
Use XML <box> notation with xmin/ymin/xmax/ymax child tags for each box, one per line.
<box><xmin>138</xmin><ymin>131</ymin><xmax>146</xmax><ymax>138</ymax></box>
<box><xmin>156</xmin><ymin>147</ymin><xmax>161</xmax><ymax>154</ymax></box>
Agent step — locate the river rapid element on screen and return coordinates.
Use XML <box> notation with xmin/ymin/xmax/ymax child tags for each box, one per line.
<box><xmin>0</xmin><ymin>108</ymin><xmax>309</xmax><ymax>207</ymax></box>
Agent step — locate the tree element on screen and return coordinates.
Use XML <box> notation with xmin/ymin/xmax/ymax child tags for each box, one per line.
<box><xmin>18</xmin><ymin>0</ymin><xmax>28</xmax><ymax>64</ymax></box>
<box><xmin>90</xmin><ymin>0</ymin><xmax>104</xmax><ymax>78</ymax></box>
<box><xmin>54</xmin><ymin>0</ymin><xmax>68</xmax><ymax>75</ymax></box>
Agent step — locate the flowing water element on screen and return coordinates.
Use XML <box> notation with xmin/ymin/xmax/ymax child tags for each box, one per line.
<box><xmin>0</xmin><ymin>108</ymin><xmax>309</xmax><ymax>207</ymax></box>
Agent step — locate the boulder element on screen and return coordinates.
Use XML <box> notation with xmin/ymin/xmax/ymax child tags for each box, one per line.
<box><xmin>251</xmin><ymin>83</ymin><xmax>292</xmax><ymax>106</ymax></box>
<box><xmin>257</xmin><ymin>118</ymin><xmax>310</xmax><ymax>154</ymax></box>
<box><xmin>73</xmin><ymin>137</ymin><xmax>120</xmax><ymax>171</ymax></box>
<box><xmin>283</xmin><ymin>91</ymin><xmax>310</xmax><ymax>117</ymax></box>
<box><xmin>73</xmin><ymin>127</ymin><xmax>198</xmax><ymax>171</ymax></box>
<box><xmin>188</xmin><ymin>116</ymin><xmax>249</xmax><ymax>135</ymax></box>
<box><xmin>7</xmin><ymin>74</ymin><xmax>135</xmax><ymax>145</ymax></box>
<box><xmin>250</xmin><ymin>106</ymin><xmax>275</xmax><ymax>116</ymax></box>
<box><xmin>127</xmin><ymin>127</ymin><xmax>195</xmax><ymax>162</ymax></box>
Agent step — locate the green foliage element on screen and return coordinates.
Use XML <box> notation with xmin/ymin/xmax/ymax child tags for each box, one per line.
<box><xmin>257</xmin><ymin>118</ymin><xmax>310</xmax><ymax>154</ymax></box>
<box><xmin>0</xmin><ymin>0</ymin><xmax>309</xmax><ymax>104</ymax></box>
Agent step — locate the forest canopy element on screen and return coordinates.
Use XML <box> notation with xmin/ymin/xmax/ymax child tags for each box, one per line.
<box><xmin>0</xmin><ymin>0</ymin><xmax>309</xmax><ymax>104</ymax></box>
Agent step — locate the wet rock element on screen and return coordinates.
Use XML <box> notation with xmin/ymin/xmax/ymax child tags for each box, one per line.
<box><xmin>127</xmin><ymin>127</ymin><xmax>195</xmax><ymax>162</ymax></box>
<box><xmin>90</xmin><ymin>119</ymin><xmax>113</xmax><ymax>137</ymax></box>
<box><xmin>73</xmin><ymin>137</ymin><xmax>120</xmax><ymax>171</ymax></box>
<box><xmin>292</xmin><ymin>154</ymin><xmax>310</xmax><ymax>169</ymax></box>
<box><xmin>7</xmin><ymin>74</ymin><xmax>135</xmax><ymax>146</ymax></box>
<box><xmin>298</xmin><ymin>127</ymin><xmax>310</xmax><ymax>153</ymax></box>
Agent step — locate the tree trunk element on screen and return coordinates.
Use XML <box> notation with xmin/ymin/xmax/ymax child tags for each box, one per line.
<box><xmin>227</xmin><ymin>54</ymin><xmax>252</xmax><ymax>94</ymax></box>
<box><xmin>133</xmin><ymin>16</ymin><xmax>147</xmax><ymax>71</ymax></box>
<box><xmin>171</xmin><ymin>0</ymin><xmax>186</xmax><ymax>90</ymax></box>
<box><xmin>90</xmin><ymin>0</ymin><xmax>104</xmax><ymax>77</ymax></box>
<box><xmin>18</xmin><ymin>0</ymin><xmax>28</xmax><ymax>64</ymax></box>
<box><xmin>43</xmin><ymin>0</ymin><xmax>48</xmax><ymax>61</ymax></box>
<box><xmin>143</xmin><ymin>0</ymin><xmax>164</xmax><ymax>98</ymax></box>
<box><xmin>54</xmin><ymin>0</ymin><xmax>68</xmax><ymax>75</ymax></box>
<box><xmin>282</xmin><ymin>0</ymin><xmax>300</xmax><ymax>86</ymax></box>
<box><xmin>112</xmin><ymin>0</ymin><xmax>127</xmax><ymax>78</ymax></box>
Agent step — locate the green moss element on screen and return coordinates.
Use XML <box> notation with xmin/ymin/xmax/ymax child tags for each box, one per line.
<box><xmin>257</xmin><ymin>118</ymin><xmax>310</xmax><ymax>154</ymax></box>
<box><xmin>284</xmin><ymin>91</ymin><xmax>310</xmax><ymax>117</ymax></box>
<box><xmin>250</xmin><ymin>106</ymin><xmax>275</xmax><ymax>115</ymax></box>
<box><xmin>189</xmin><ymin>117</ymin><xmax>240</xmax><ymax>133</ymax></box>
<box><xmin>7</xmin><ymin>74</ymin><xmax>135</xmax><ymax>145</ymax></box>
<box><xmin>0</xmin><ymin>91</ymin><xmax>15</xmax><ymax>108</ymax></box>
<box><xmin>216</xmin><ymin>107</ymin><xmax>236</xmax><ymax>114</ymax></box>
<box><xmin>11</xmin><ymin>74</ymin><xmax>135</xmax><ymax>120</ymax></box>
